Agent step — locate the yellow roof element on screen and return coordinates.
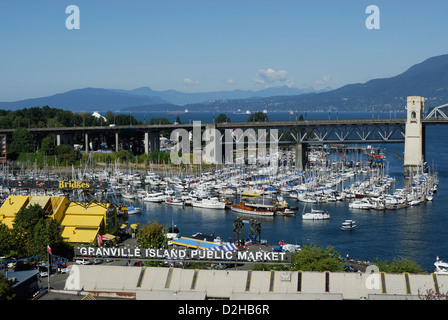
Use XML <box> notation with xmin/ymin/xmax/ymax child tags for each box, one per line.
<box><xmin>61</xmin><ymin>226</ymin><xmax>99</xmax><ymax>244</ymax></box>
<box><xmin>60</xmin><ymin>214</ymin><xmax>104</xmax><ymax>228</ymax></box>
<box><xmin>65</xmin><ymin>202</ymin><xmax>109</xmax><ymax>215</ymax></box>
<box><xmin>27</xmin><ymin>196</ymin><xmax>51</xmax><ymax>210</ymax></box>
<box><xmin>0</xmin><ymin>196</ymin><xmax>30</xmax><ymax>218</ymax></box>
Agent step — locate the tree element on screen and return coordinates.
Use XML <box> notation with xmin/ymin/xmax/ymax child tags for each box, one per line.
<box><xmin>291</xmin><ymin>244</ymin><xmax>344</xmax><ymax>272</ymax></box>
<box><xmin>374</xmin><ymin>257</ymin><xmax>424</xmax><ymax>273</ymax></box>
<box><xmin>137</xmin><ymin>220</ymin><xmax>168</xmax><ymax>249</ymax></box>
<box><xmin>11</xmin><ymin>127</ymin><xmax>34</xmax><ymax>154</ymax></box>
<box><xmin>248</xmin><ymin>112</ymin><xmax>269</xmax><ymax>122</ymax></box>
<box><xmin>0</xmin><ymin>222</ymin><xmax>14</xmax><ymax>257</ymax></box>
<box><xmin>41</xmin><ymin>136</ymin><xmax>56</xmax><ymax>155</ymax></box>
<box><xmin>0</xmin><ymin>273</ymin><xmax>14</xmax><ymax>300</ymax></box>
<box><xmin>12</xmin><ymin>204</ymin><xmax>66</xmax><ymax>258</ymax></box>
<box><xmin>215</xmin><ymin>114</ymin><xmax>231</xmax><ymax>123</ymax></box>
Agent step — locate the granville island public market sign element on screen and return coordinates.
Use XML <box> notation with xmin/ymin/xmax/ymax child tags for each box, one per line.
<box><xmin>75</xmin><ymin>246</ymin><xmax>291</xmax><ymax>263</ymax></box>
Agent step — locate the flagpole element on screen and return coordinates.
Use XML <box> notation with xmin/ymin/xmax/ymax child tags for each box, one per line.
<box><xmin>47</xmin><ymin>243</ymin><xmax>50</xmax><ymax>291</ymax></box>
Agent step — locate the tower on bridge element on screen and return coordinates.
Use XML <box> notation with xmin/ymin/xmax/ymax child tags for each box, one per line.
<box><xmin>404</xmin><ymin>96</ymin><xmax>425</xmax><ymax>179</ymax></box>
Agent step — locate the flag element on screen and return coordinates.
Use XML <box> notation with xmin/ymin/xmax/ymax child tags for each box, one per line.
<box><xmin>47</xmin><ymin>243</ymin><xmax>52</xmax><ymax>255</ymax></box>
<box><xmin>97</xmin><ymin>234</ymin><xmax>103</xmax><ymax>247</ymax></box>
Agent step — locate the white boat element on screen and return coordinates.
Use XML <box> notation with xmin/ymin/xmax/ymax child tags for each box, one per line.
<box><xmin>302</xmin><ymin>209</ymin><xmax>330</xmax><ymax>220</ymax></box>
<box><xmin>166</xmin><ymin>225</ymin><xmax>180</xmax><ymax>240</ymax></box>
<box><xmin>165</xmin><ymin>198</ymin><xmax>184</xmax><ymax>206</ymax></box>
<box><xmin>127</xmin><ymin>205</ymin><xmax>142</xmax><ymax>215</ymax></box>
<box><xmin>341</xmin><ymin>220</ymin><xmax>357</xmax><ymax>231</ymax></box>
<box><xmin>349</xmin><ymin>198</ymin><xmax>373</xmax><ymax>209</ymax></box>
<box><xmin>434</xmin><ymin>257</ymin><xmax>448</xmax><ymax>275</ymax></box>
<box><xmin>192</xmin><ymin>197</ymin><xmax>226</xmax><ymax>209</ymax></box>
<box><xmin>298</xmin><ymin>193</ymin><xmax>318</xmax><ymax>203</ymax></box>
<box><xmin>143</xmin><ymin>192</ymin><xmax>169</xmax><ymax>203</ymax></box>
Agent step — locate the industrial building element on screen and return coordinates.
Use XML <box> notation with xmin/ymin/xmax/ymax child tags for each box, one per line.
<box><xmin>61</xmin><ymin>265</ymin><xmax>447</xmax><ymax>300</ymax></box>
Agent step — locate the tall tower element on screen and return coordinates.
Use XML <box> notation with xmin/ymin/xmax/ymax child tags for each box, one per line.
<box><xmin>404</xmin><ymin>96</ymin><xmax>425</xmax><ymax>179</ymax></box>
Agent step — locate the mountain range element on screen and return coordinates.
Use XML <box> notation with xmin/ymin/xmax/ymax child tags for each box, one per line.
<box><xmin>1</xmin><ymin>54</ymin><xmax>448</xmax><ymax>113</ymax></box>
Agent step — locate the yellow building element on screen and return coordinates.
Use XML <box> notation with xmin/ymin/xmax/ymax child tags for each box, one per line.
<box><xmin>0</xmin><ymin>195</ymin><xmax>117</xmax><ymax>244</ymax></box>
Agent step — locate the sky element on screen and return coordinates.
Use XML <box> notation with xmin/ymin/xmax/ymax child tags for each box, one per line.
<box><xmin>1</xmin><ymin>0</ymin><xmax>448</xmax><ymax>101</ymax></box>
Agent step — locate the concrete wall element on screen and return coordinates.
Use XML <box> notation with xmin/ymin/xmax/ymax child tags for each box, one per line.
<box><xmin>64</xmin><ymin>265</ymin><xmax>448</xmax><ymax>300</ymax></box>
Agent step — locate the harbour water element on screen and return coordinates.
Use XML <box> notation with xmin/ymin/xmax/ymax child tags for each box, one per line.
<box><xmin>120</xmin><ymin>111</ymin><xmax>446</xmax><ymax>272</ymax></box>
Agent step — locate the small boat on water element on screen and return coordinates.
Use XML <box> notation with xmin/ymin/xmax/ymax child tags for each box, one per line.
<box><xmin>192</xmin><ymin>197</ymin><xmax>226</xmax><ymax>209</ymax></box>
<box><xmin>302</xmin><ymin>209</ymin><xmax>330</xmax><ymax>220</ymax></box>
<box><xmin>230</xmin><ymin>202</ymin><xmax>275</xmax><ymax>216</ymax></box>
<box><xmin>434</xmin><ymin>257</ymin><xmax>448</xmax><ymax>274</ymax></box>
<box><xmin>349</xmin><ymin>198</ymin><xmax>373</xmax><ymax>209</ymax></box>
<box><xmin>143</xmin><ymin>192</ymin><xmax>169</xmax><ymax>203</ymax></box>
<box><xmin>165</xmin><ymin>198</ymin><xmax>184</xmax><ymax>206</ymax></box>
<box><xmin>341</xmin><ymin>220</ymin><xmax>357</xmax><ymax>231</ymax></box>
<box><xmin>166</xmin><ymin>225</ymin><xmax>180</xmax><ymax>240</ymax></box>
<box><xmin>127</xmin><ymin>205</ymin><xmax>142</xmax><ymax>215</ymax></box>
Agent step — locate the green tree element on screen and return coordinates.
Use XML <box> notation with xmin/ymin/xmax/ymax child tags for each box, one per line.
<box><xmin>0</xmin><ymin>222</ymin><xmax>14</xmax><ymax>257</ymax></box>
<box><xmin>11</xmin><ymin>127</ymin><xmax>34</xmax><ymax>153</ymax></box>
<box><xmin>12</xmin><ymin>204</ymin><xmax>66</xmax><ymax>258</ymax></box>
<box><xmin>248</xmin><ymin>112</ymin><xmax>269</xmax><ymax>122</ymax></box>
<box><xmin>0</xmin><ymin>273</ymin><xmax>14</xmax><ymax>300</ymax></box>
<box><xmin>41</xmin><ymin>136</ymin><xmax>56</xmax><ymax>155</ymax></box>
<box><xmin>215</xmin><ymin>113</ymin><xmax>231</xmax><ymax>123</ymax></box>
<box><xmin>291</xmin><ymin>244</ymin><xmax>344</xmax><ymax>272</ymax></box>
<box><xmin>374</xmin><ymin>257</ymin><xmax>424</xmax><ymax>274</ymax></box>
<box><xmin>137</xmin><ymin>220</ymin><xmax>168</xmax><ymax>249</ymax></box>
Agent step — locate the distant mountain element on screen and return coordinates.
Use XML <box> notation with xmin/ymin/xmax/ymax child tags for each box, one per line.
<box><xmin>2</xmin><ymin>54</ymin><xmax>448</xmax><ymax>113</ymax></box>
<box><xmin>183</xmin><ymin>54</ymin><xmax>448</xmax><ymax>112</ymax></box>
<box><xmin>115</xmin><ymin>85</ymin><xmax>318</xmax><ymax>106</ymax></box>
<box><xmin>0</xmin><ymin>88</ymin><xmax>170</xmax><ymax>112</ymax></box>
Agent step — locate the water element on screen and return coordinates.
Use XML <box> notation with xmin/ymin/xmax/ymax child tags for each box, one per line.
<box><xmin>120</xmin><ymin>111</ymin><xmax>447</xmax><ymax>272</ymax></box>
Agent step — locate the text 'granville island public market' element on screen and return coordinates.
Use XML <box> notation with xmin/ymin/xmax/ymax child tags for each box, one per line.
<box><xmin>75</xmin><ymin>246</ymin><xmax>291</xmax><ymax>262</ymax></box>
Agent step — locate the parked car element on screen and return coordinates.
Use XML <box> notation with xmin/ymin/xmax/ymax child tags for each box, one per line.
<box><xmin>343</xmin><ymin>265</ymin><xmax>358</xmax><ymax>272</ymax></box>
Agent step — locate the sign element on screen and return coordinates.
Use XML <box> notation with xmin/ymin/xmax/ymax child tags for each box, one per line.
<box><xmin>7</xmin><ymin>179</ymin><xmax>108</xmax><ymax>190</ymax></box>
<box><xmin>75</xmin><ymin>246</ymin><xmax>291</xmax><ymax>263</ymax></box>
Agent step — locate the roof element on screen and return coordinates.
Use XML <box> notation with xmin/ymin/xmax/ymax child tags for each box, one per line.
<box><xmin>61</xmin><ymin>226</ymin><xmax>100</xmax><ymax>243</ymax></box>
<box><xmin>171</xmin><ymin>237</ymin><xmax>217</xmax><ymax>250</ymax></box>
<box><xmin>27</xmin><ymin>196</ymin><xmax>51</xmax><ymax>210</ymax></box>
<box><xmin>60</xmin><ymin>214</ymin><xmax>104</xmax><ymax>228</ymax></box>
<box><xmin>0</xmin><ymin>195</ymin><xmax>30</xmax><ymax>218</ymax></box>
<box><xmin>65</xmin><ymin>202</ymin><xmax>109</xmax><ymax>215</ymax></box>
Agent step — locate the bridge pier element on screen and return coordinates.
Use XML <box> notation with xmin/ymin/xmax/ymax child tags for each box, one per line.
<box><xmin>56</xmin><ymin>133</ymin><xmax>74</xmax><ymax>146</ymax></box>
<box><xmin>295</xmin><ymin>143</ymin><xmax>308</xmax><ymax>171</ymax></box>
<box><xmin>404</xmin><ymin>96</ymin><xmax>425</xmax><ymax>180</ymax></box>
<box><xmin>144</xmin><ymin>131</ymin><xmax>160</xmax><ymax>154</ymax></box>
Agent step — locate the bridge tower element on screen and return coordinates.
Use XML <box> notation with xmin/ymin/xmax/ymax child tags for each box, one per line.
<box><xmin>404</xmin><ymin>96</ymin><xmax>425</xmax><ymax>179</ymax></box>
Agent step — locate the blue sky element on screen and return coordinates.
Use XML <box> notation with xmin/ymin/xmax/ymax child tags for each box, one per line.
<box><xmin>1</xmin><ymin>0</ymin><xmax>448</xmax><ymax>101</ymax></box>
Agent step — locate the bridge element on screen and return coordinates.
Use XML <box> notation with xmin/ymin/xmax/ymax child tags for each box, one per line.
<box><xmin>1</xmin><ymin>96</ymin><xmax>447</xmax><ymax>176</ymax></box>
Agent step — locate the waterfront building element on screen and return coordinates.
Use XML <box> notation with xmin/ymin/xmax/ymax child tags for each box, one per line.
<box><xmin>0</xmin><ymin>195</ymin><xmax>117</xmax><ymax>244</ymax></box>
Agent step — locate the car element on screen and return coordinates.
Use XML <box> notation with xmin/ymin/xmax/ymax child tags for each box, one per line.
<box><xmin>343</xmin><ymin>265</ymin><xmax>358</xmax><ymax>272</ymax></box>
<box><xmin>75</xmin><ymin>259</ymin><xmax>92</xmax><ymax>265</ymax></box>
<box><xmin>38</xmin><ymin>266</ymin><xmax>49</xmax><ymax>277</ymax></box>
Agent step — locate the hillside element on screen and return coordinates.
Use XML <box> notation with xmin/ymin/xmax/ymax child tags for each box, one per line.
<box><xmin>184</xmin><ymin>54</ymin><xmax>448</xmax><ymax>112</ymax></box>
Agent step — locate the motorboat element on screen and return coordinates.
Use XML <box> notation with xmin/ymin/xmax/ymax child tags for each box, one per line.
<box><xmin>192</xmin><ymin>197</ymin><xmax>226</xmax><ymax>209</ymax></box>
<box><xmin>166</xmin><ymin>225</ymin><xmax>180</xmax><ymax>240</ymax></box>
<box><xmin>143</xmin><ymin>192</ymin><xmax>169</xmax><ymax>203</ymax></box>
<box><xmin>165</xmin><ymin>198</ymin><xmax>184</xmax><ymax>206</ymax></box>
<box><xmin>434</xmin><ymin>257</ymin><xmax>448</xmax><ymax>275</ymax></box>
<box><xmin>302</xmin><ymin>209</ymin><xmax>330</xmax><ymax>220</ymax></box>
<box><xmin>349</xmin><ymin>198</ymin><xmax>373</xmax><ymax>209</ymax></box>
<box><xmin>341</xmin><ymin>220</ymin><xmax>357</xmax><ymax>231</ymax></box>
<box><xmin>127</xmin><ymin>205</ymin><xmax>142</xmax><ymax>215</ymax></box>
<box><xmin>230</xmin><ymin>202</ymin><xmax>275</xmax><ymax>216</ymax></box>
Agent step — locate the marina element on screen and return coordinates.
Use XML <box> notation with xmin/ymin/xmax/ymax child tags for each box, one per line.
<box><xmin>0</xmin><ymin>111</ymin><xmax>446</xmax><ymax>274</ymax></box>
